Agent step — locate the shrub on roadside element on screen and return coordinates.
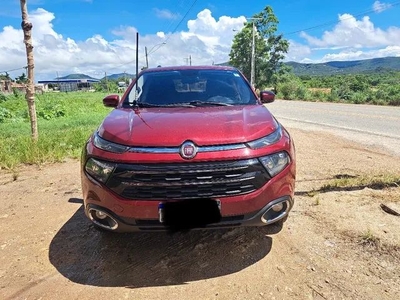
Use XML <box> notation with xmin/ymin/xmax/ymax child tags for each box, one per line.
<box><xmin>0</xmin><ymin>93</ymin><xmax>7</xmax><ymax>103</ymax></box>
<box><xmin>349</xmin><ymin>92</ymin><xmax>367</xmax><ymax>104</ymax></box>
<box><xmin>0</xmin><ymin>107</ymin><xmax>13</xmax><ymax>123</ymax></box>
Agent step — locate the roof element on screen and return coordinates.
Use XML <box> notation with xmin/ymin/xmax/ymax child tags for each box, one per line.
<box><xmin>38</xmin><ymin>79</ymin><xmax>100</xmax><ymax>84</ymax></box>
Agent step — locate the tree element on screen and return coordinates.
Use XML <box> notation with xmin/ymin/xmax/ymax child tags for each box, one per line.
<box><xmin>15</xmin><ymin>72</ymin><xmax>28</xmax><ymax>84</ymax></box>
<box><xmin>229</xmin><ymin>6</ymin><xmax>289</xmax><ymax>91</ymax></box>
<box><xmin>20</xmin><ymin>0</ymin><xmax>38</xmax><ymax>141</ymax></box>
<box><xmin>0</xmin><ymin>72</ymin><xmax>11</xmax><ymax>81</ymax></box>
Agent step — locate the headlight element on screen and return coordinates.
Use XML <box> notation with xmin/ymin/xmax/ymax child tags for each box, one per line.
<box><xmin>259</xmin><ymin>151</ymin><xmax>290</xmax><ymax>177</ymax></box>
<box><xmin>247</xmin><ymin>123</ymin><xmax>282</xmax><ymax>149</ymax></box>
<box><xmin>93</xmin><ymin>133</ymin><xmax>129</xmax><ymax>153</ymax></box>
<box><xmin>85</xmin><ymin>158</ymin><xmax>116</xmax><ymax>183</ymax></box>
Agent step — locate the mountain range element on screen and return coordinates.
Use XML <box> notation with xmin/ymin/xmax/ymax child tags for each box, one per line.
<box><xmin>58</xmin><ymin>57</ymin><xmax>400</xmax><ymax>79</ymax></box>
<box><xmin>216</xmin><ymin>56</ymin><xmax>400</xmax><ymax>76</ymax></box>
<box><xmin>286</xmin><ymin>57</ymin><xmax>400</xmax><ymax>76</ymax></box>
<box><xmin>56</xmin><ymin>72</ymin><xmax>135</xmax><ymax>81</ymax></box>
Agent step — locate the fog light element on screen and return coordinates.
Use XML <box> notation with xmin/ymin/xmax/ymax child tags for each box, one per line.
<box><xmin>271</xmin><ymin>202</ymin><xmax>284</xmax><ymax>212</ymax></box>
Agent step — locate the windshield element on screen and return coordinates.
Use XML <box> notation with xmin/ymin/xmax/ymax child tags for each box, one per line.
<box><xmin>123</xmin><ymin>69</ymin><xmax>257</xmax><ymax>107</ymax></box>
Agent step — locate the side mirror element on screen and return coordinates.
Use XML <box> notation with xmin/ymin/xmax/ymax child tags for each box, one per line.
<box><xmin>260</xmin><ymin>90</ymin><xmax>275</xmax><ymax>103</ymax></box>
<box><xmin>103</xmin><ymin>94</ymin><xmax>120</xmax><ymax>107</ymax></box>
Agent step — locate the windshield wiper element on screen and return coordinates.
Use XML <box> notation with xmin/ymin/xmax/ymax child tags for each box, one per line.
<box><xmin>187</xmin><ymin>101</ymin><xmax>233</xmax><ymax>107</ymax></box>
<box><xmin>135</xmin><ymin>102</ymin><xmax>196</xmax><ymax>108</ymax></box>
<box><xmin>137</xmin><ymin>102</ymin><xmax>163</xmax><ymax>108</ymax></box>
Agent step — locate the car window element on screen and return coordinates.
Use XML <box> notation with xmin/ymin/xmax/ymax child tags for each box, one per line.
<box><xmin>124</xmin><ymin>69</ymin><xmax>257</xmax><ymax>107</ymax></box>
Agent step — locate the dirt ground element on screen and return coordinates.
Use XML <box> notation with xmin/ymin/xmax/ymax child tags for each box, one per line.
<box><xmin>1</xmin><ymin>127</ymin><xmax>400</xmax><ymax>300</ymax></box>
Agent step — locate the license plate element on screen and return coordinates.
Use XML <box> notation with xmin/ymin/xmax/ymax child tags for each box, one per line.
<box><xmin>158</xmin><ymin>199</ymin><xmax>221</xmax><ymax>228</ymax></box>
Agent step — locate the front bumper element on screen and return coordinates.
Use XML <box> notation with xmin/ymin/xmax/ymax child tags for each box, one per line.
<box><xmin>85</xmin><ymin>195</ymin><xmax>293</xmax><ymax>232</ymax></box>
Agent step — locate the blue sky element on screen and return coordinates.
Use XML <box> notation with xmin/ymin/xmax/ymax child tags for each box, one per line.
<box><xmin>1</xmin><ymin>0</ymin><xmax>400</xmax><ymax>80</ymax></box>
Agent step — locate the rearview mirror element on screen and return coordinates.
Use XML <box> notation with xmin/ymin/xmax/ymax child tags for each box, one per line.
<box><xmin>103</xmin><ymin>94</ymin><xmax>120</xmax><ymax>108</ymax></box>
<box><xmin>260</xmin><ymin>91</ymin><xmax>275</xmax><ymax>103</ymax></box>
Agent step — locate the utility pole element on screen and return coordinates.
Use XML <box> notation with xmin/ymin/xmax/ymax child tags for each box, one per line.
<box><xmin>145</xmin><ymin>46</ymin><xmax>149</xmax><ymax>69</ymax></box>
<box><xmin>184</xmin><ymin>56</ymin><xmax>192</xmax><ymax>66</ymax></box>
<box><xmin>104</xmin><ymin>71</ymin><xmax>109</xmax><ymax>92</ymax></box>
<box><xmin>247</xmin><ymin>17</ymin><xmax>261</xmax><ymax>88</ymax></box>
<box><xmin>145</xmin><ymin>42</ymin><xmax>166</xmax><ymax>69</ymax></box>
<box><xmin>250</xmin><ymin>21</ymin><xmax>256</xmax><ymax>88</ymax></box>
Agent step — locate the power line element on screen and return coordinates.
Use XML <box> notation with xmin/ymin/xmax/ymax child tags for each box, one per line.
<box><xmin>0</xmin><ymin>66</ymin><xmax>27</xmax><ymax>74</ymax></box>
<box><xmin>284</xmin><ymin>0</ymin><xmax>400</xmax><ymax>36</ymax></box>
<box><xmin>162</xmin><ymin>0</ymin><xmax>199</xmax><ymax>44</ymax></box>
<box><xmin>109</xmin><ymin>0</ymin><xmax>199</xmax><ymax>70</ymax></box>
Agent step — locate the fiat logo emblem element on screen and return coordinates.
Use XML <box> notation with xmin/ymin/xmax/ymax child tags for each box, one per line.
<box><xmin>180</xmin><ymin>141</ymin><xmax>198</xmax><ymax>159</ymax></box>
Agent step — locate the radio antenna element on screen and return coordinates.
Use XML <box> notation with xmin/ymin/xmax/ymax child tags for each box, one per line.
<box><xmin>135</xmin><ymin>32</ymin><xmax>139</xmax><ymax>86</ymax></box>
<box><xmin>132</xmin><ymin>31</ymin><xmax>139</xmax><ymax>108</ymax></box>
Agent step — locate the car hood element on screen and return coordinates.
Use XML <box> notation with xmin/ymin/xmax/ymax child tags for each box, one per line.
<box><xmin>98</xmin><ymin>105</ymin><xmax>278</xmax><ymax>147</ymax></box>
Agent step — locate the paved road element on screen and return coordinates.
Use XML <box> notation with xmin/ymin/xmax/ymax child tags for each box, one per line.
<box><xmin>266</xmin><ymin>100</ymin><xmax>400</xmax><ymax>156</ymax></box>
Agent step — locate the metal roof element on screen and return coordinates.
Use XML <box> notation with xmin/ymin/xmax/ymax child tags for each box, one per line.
<box><xmin>38</xmin><ymin>79</ymin><xmax>100</xmax><ymax>84</ymax></box>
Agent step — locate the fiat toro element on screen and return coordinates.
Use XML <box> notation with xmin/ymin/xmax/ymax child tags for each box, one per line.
<box><xmin>80</xmin><ymin>65</ymin><xmax>296</xmax><ymax>232</ymax></box>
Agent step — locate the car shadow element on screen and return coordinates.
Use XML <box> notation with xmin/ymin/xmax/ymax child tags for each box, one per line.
<box><xmin>48</xmin><ymin>199</ymin><xmax>277</xmax><ymax>288</ymax></box>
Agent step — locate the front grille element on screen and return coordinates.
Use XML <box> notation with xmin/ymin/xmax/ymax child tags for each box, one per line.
<box><xmin>106</xmin><ymin>158</ymin><xmax>270</xmax><ymax>200</ymax></box>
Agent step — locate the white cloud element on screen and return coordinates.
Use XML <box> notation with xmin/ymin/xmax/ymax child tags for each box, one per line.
<box><xmin>373</xmin><ymin>1</ymin><xmax>392</xmax><ymax>13</ymax></box>
<box><xmin>300</xmin><ymin>13</ymin><xmax>400</xmax><ymax>48</ymax></box>
<box><xmin>154</xmin><ymin>8</ymin><xmax>180</xmax><ymax>20</ymax></box>
<box><xmin>1</xmin><ymin>7</ymin><xmax>399</xmax><ymax>81</ymax></box>
<box><xmin>285</xmin><ymin>40</ymin><xmax>311</xmax><ymax>62</ymax></box>
<box><xmin>156</xmin><ymin>31</ymin><xmax>165</xmax><ymax>39</ymax></box>
<box><xmin>0</xmin><ymin>8</ymin><xmax>246</xmax><ymax>80</ymax></box>
<box><xmin>321</xmin><ymin>46</ymin><xmax>400</xmax><ymax>61</ymax></box>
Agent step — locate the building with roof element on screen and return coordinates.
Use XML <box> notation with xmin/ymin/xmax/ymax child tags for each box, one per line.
<box><xmin>37</xmin><ymin>78</ymin><xmax>100</xmax><ymax>92</ymax></box>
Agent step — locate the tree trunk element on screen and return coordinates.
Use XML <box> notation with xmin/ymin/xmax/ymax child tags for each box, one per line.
<box><xmin>20</xmin><ymin>0</ymin><xmax>38</xmax><ymax>141</ymax></box>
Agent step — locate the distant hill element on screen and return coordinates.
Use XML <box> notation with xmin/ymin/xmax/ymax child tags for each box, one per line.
<box><xmin>56</xmin><ymin>73</ymin><xmax>99</xmax><ymax>80</ymax></box>
<box><xmin>102</xmin><ymin>73</ymin><xmax>135</xmax><ymax>80</ymax></box>
<box><xmin>216</xmin><ymin>57</ymin><xmax>400</xmax><ymax>76</ymax></box>
<box><xmin>287</xmin><ymin>57</ymin><xmax>400</xmax><ymax>76</ymax></box>
<box><xmin>56</xmin><ymin>73</ymin><xmax>136</xmax><ymax>81</ymax></box>
<box><xmin>214</xmin><ymin>62</ymin><xmax>231</xmax><ymax>67</ymax></box>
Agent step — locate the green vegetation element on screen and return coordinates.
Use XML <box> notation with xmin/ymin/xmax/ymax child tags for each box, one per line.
<box><xmin>320</xmin><ymin>174</ymin><xmax>400</xmax><ymax>192</ymax></box>
<box><xmin>304</xmin><ymin>173</ymin><xmax>400</xmax><ymax>197</ymax></box>
<box><xmin>275</xmin><ymin>70</ymin><xmax>400</xmax><ymax>106</ymax></box>
<box><xmin>0</xmin><ymin>92</ymin><xmax>112</xmax><ymax>169</ymax></box>
<box><xmin>359</xmin><ymin>229</ymin><xmax>380</xmax><ymax>248</ymax></box>
<box><xmin>287</xmin><ymin>57</ymin><xmax>400</xmax><ymax>76</ymax></box>
<box><xmin>229</xmin><ymin>5</ymin><xmax>289</xmax><ymax>91</ymax></box>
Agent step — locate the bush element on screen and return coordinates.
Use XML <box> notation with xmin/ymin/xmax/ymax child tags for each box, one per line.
<box><xmin>0</xmin><ymin>93</ymin><xmax>7</xmax><ymax>103</ymax></box>
<box><xmin>277</xmin><ymin>76</ymin><xmax>303</xmax><ymax>100</ymax></box>
<box><xmin>37</xmin><ymin>103</ymin><xmax>66</xmax><ymax>120</ymax></box>
<box><xmin>327</xmin><ymin>89</ymin><xmax>340</xmax><ymax>102</ymax></box>
<box><xmin>295</xmin><ymin>86</ymin><xmax>310</xmax><ymax>100</ymax></box>
<box><xmin>0</xmin><ymin>107</ymin><xmax>13</xmax><ymax>123</ymax></box>
<box><xmin>349</xmin><ymin>92</ymin><xmax>367</xmax><ymax>104</ymax></box>
<box><xmin>309</xmin><ymin>90</ymin><xmax>327</xmax><ymax>101</ymax></box>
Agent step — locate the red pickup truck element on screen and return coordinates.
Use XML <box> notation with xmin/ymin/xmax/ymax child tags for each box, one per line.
<box><xmin>80</xmin><ymin>65</ymin><xmax>296</xmax><ymax>232</ymax></box>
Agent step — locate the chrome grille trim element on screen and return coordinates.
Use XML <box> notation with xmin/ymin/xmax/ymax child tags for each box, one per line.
<box><xmin>128</xmin><ymin>143</ymin><xmax>247</xmax><ymax>154</ymax></box>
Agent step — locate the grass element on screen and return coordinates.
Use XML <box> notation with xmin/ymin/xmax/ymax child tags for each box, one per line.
<box><xmin>319</xmin><ymin>174</ymin><xmax>400</xmax><ymax>192</ymax></box>
<box><xmin>359</xmin><ymin>229</ymin><xmax>380</xmax><ymax>248</ymax></box>
<box><xmin>0</xmin><ymin>92</ymin><xmax>113</xmax><ymax>169</ymax></box>
<box><xmin>313</xmin><ymin>196</ymin><xmax>320</xmax><ymax>206</ymax></box>
<box><xmin>303</xmin><ymin>174</ymin><xmax>400</xmax><ymax>200</ymax></box>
